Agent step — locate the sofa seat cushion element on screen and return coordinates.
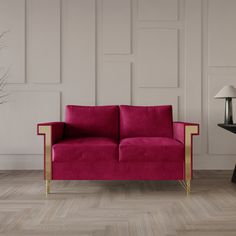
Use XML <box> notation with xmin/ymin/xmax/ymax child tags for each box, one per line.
<box><xmin>53</xmin><ymin>137</ymin><xmax>118</xmax><ymax>162</ymax></box>
<box><xmin>119</xmin><ymin>137</ymin><xmax>184</xmax><ymax>162</ymax></box>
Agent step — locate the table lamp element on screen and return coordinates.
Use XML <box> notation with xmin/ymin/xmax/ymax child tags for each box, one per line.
<box><xmin>215</xmin><ymin>85</ymin><xmax>236</xmax><ymax>124</ymax></box>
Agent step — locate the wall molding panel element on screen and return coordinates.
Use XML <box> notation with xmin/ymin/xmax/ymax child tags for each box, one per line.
<box><xmin>137</xmin><ymin>28</ymin><xmax>179</xmax><ymax>88</ymax></box>
<box><xmin>0</xmin><ymin>0</ymin><xmax>25</xmax><ymax>83</ymax></box>
<box><xmin>138</xmin><ymin>0</ymin><xmax>179</xmax><ymax>21</ymax></box>
<box><xmin>208</xmin><ymin>0</ymin><xmax>236</xmax><ymax>67</ymax></box>
<box><xmin>185</xmin><ymin>0</ymin><xmax>202</xmax><ymax>153</ymax></box>
<box><xmin>102</xmin><ymin>0</ymin><xmax>131</xmax><ymax>54</ymax></box>
<box><xmin>203</xmin><ymin>0</ymin><xmax>236</xmax><ymax>167</ymax></box>
<box><xmin>0</xmin><ymin>91</ymin><xmax>60</xmax><ymax>155</ymax></box>
<box><xmin>0</xmin><ymin>0</ymin><xmax>236</xmax><ymax>170</ymax></box>
<box><xmin>135</xmin><ymin>91</ymin><xmax>179</xmax><ymax>120</ymax></box>
<box><xmin>208</xmin><ymin>76</ymin><xmax>236</xmax><ymax>155</ymax></box>
<box><xmin>98</xmin><ymin>62</ymin><xmax>131</xmax><ymax>105</ymax></box>
<box><xmin>61</xmin><ymin>0</ymin><xmax>96</xmax><ymax>109</ymax></box>
<box><xmin>27</xmin><ymin>0</ymin><xmax>61</xmax><ymax>83</ymax></box>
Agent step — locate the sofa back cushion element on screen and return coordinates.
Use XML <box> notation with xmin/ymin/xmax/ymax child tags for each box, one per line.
<box><xmin>65</xmin><ymin>105</ymin><xmax>119</xmax><ymax>139</ymax></box>
<box><xmin>119</xmin><ymin>105</ymin><xmax>173</xmax><ymax>139</ymax></box>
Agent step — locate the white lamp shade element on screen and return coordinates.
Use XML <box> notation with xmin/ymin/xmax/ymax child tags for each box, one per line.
<box><xmin>214</xmin><ymin>85</ymin><xmax>236</xmax><ymax>99</ymax></box>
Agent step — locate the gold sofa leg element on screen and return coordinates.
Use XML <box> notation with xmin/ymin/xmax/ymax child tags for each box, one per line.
<box><xmin>179</xmin><ymin>180</ymin><xmax>191</xmax><ymax>196</ymax></box>
<box><xmin>46</xmin><ymin>180</ymin><xmax>51</xmax><ymax>196</ymax></box>
<box><xmin>186</xmin><ymin>179</ymin><xmax>191</xmax><ymax>196</ymax></box>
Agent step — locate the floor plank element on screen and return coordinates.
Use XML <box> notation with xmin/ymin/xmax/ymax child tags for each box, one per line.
<box><xmin>0</xmin><ymin>170</ymin><xmax>235</xmax><ymax>236</ymax></box>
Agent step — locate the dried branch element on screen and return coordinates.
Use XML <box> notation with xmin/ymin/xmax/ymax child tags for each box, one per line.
<box><xmin>0</xmin><ymin>96</ymin><xmax>7</xmax><ymax>104</ymax></box>
<box><xmin>0</xmin><ymin>71</ymin><xmax>8</xmax><ymax>104</ymax></box>
<box><xmin>0</xmin><ymin>46</ymin><xmax>7</xmax><ymax>51</ymax></box>
<box><xmin>0</xmin><ymin>93</ymin><xmax>8</xmax><ymax>99</ymax></box>
<box><xmin>0</xmin><ymin>98</ymin><xmax>8</xmax><ymax>104</ymax></box>
<box><xmin>0</xmin><ymin>31</ymin><xmax>9</xmax><ymax>52</ymax></box>
<box><xmin>0</xmin><ymin>30</ymin><xmax>9</xmax><ymax>40</ymax></box>
<box><xmin>0</xmin><ymin>69</ymin><xmax>8</xmax><ymax>89</ymax></box>
<box><xmin>0</xmin><ymin>31</ymin><xmax>9</xmax><ymax>105</ymax></box>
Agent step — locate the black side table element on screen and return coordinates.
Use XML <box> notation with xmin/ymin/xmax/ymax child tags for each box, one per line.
<box><xmin>218</xmin><ymin>124</ymin><xmax>236</xmax><ymax>183</ymax></box>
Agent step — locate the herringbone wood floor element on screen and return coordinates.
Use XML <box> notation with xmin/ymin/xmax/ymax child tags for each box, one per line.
<box><xmin>0</xmin><ymin>171</ymin><xmax>235</xmax><ymax>236</ymax></box>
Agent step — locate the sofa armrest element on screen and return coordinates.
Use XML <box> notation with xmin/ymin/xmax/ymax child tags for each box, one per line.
<box><xmin>173</xmin><ymin>122</ymin><xmax>199</xmax><ymax>182</ymax></box>
<box><xmin>37</xmin><ymin>122</ymin><xmax>65</xmax><ymax>181</ymax></box>
<box><xmin>173</xmin><ymin>122</ymin><xmax>199</xmax><ymax>143</ymax></box>
<box><xmin>37</xmin><ymin>122</ymin><xmax>65</xmax><ymax>144</ymax></box>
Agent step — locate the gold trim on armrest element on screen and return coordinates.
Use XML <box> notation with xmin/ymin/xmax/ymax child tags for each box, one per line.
<box><xmin>38</xmin><ymin>126</ymin><xmax>52</xmax><ymax>181</ymax></box>
<box><xmin>185</xmin><ymin>125</ymin><xmax>199</xmax><ymax>181</ymax></box>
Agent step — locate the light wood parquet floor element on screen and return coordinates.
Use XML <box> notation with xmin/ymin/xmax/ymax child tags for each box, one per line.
<box><xmin>0</xmin><ymin>170</ymin><xmax>235</xmax><ymax>236</ymax></box>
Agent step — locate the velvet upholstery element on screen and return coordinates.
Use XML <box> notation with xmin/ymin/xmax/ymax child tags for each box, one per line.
<box><xmin>53</xmin><ymin>161</ymin><xmax>184</xmax><ymax>180</ymax></box>
<box><xmin>173</xmin><ymin>122</ymin><xmax>199</xmax><ymax>179</ymax></box>
<box><xmin>37</xmin><ymin>122</ymin><xmax>65</xmax><ymax>144</ymax></box>
<box><xmin>173</xmin><ymin>122</ymin><xmax>199</xmax><ymax>144</ymax></box>
<box><xmin>119</xmin><ymin>137</ymin><xmax>184</xmax><ymax>162</ymax></box>
<box><xmin>37</xmin><ymin>105</ymin><xmax>199</xmax><ymax>182</ymax></box>
<box><xmin>53</xmin><ymin>137</ymin><xmax>118</xmax><ymax>162</ymax></box>
<box><xmin>65</xmin><ymin>105</ymin><xmax>119</xmax><ymax>139</ymax></box>
<box><xmin>119</xmin><ymin>105</ymin><xmax>173</xmax><ymax>139</ymax></box>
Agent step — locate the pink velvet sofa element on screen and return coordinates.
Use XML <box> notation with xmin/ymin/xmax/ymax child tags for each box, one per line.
<box><xmin>37</xmin><ymin>105</ymin><xmax>199</xmax><ymax>195</ymax></box>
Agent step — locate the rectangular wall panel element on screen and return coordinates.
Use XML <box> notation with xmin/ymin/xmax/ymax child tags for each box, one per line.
<box><xmin>0</xmin><ymin>91</ymin><xmax>60</xmax><ymax>154</ymax></box>
<box><xmin>138</xmin><ymin>0</ymin><xmax>178</xmax><ymax>21</ymax></box>
<box><xmin>0</xmin><ymin>0</ymin><xmax>25</xmax><ymax>83</ymax></box>
<box><xmin>208</xmin><ymin>76</ymin><xmax>236</xmax><ymax>154</ymax></box>
<box><xmin>137</xmin><ymin>29</ymin><xmax>178</xmax><ymax>87</ymax></box>
<box><xmin>185</xmin><ymin>0</ymin><xmax>202</xmax><ymax>153</ymax></box>
<box><xmin>135</xmin><ymin>90</ymin><xmax>179</xmax><ymax>120</ymax></box>
<box><xmin>61</xmin><ymin>0</ymin><xmax>95</xmax><ymax>109</ymax></box>
<box><xmin>102</xmin><ymin>0</ymin><xmax>131</xmax><ymax>54</ymax></box>
<box><xmin>98</xmin><ymin>62</ymin><xmax>131</xmax><ymax>105</ymax></box>
<box><xmin>208</xmin><ymin>0</ymin><xmax>236</xmax><ymax>66</ymax></box>
<box><xmin>27</xmin><ymin>0</ymin><xmax>60</xmax><ymax>83</ymax></box>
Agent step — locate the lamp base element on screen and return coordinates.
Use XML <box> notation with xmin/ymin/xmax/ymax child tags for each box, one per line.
<box><xmin>232</xmin><ymin>164</ymin><xmax>236</xmax><ymax>183</ymax></box>
<box><xmin>225</xmin><ymin>98</ymin><xmax>233</xmax><ymax>124</ymax></box>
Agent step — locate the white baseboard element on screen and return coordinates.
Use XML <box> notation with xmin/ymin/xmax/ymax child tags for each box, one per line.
<box><xmin>0</xmin><ymin>154</ymin><xmax>235</xmax><ymax>170</ymax></box>
<box><xmin>193</xmin><ymin>155</ymin><xmax>236</xmax><ymax>170</ymax></box>
<box><xmin>0</xmin><ymin>155</ymin><xmax>43</xmax><ymax>170</ymax></box>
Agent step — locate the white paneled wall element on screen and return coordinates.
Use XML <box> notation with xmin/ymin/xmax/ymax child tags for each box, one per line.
<box><xmin>0</xmin><ymin>91</ymin><xmax>60</xmax><ymax>154</ymax></box>
<box><xmin>27</xmin><ymin>0</ymin><xmax>61</xmax><ymax>83</ymax></box>
<box><xmin>138</xmin><ymin>0</ymin><xmax>178</xmax><ymax>21</ymax></box>
<box><xmin>0</xmin><ymin>0</ymin><xmax>25</xmax><ymax>83</ymax></box>
<box><xmin>137</xmin><ymin>28</ymin><xmax>178</xmax><ymax>87</ymax></box>
<box><xmin>102</xmin><ymin>0</ymin><xmax>131</xmax><ymax>54</ymax></box>
<box><xmin>98</xmin><ymin>62</ymin><xmax>131</xmax><ymax>104</ymax></box>
<box><xmin>0</xmin><ymin>0</ymin><xmax>236</xmax><ymax>170</ymax></box>
<box><xmin>61</xmin><ymin>0</ymin><xmax>95</xmax><ymax>109</ymax></box>
<box><xmin>208</xmin><ymin>0</ymin><xmax>236</xmax><ymax>67</ymax></box>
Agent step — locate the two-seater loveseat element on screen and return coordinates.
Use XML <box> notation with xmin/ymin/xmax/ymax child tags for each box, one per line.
<box><xmin>37</xmin><ymin>105</ymin><xmax>199</xmax><ymax>195</ymax></box>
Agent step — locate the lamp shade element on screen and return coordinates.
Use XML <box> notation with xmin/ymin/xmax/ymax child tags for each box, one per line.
<box><xmin>214</xmin><ymin>85</ymin><xmax>236</xmax><ymax>99</ymax></box>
